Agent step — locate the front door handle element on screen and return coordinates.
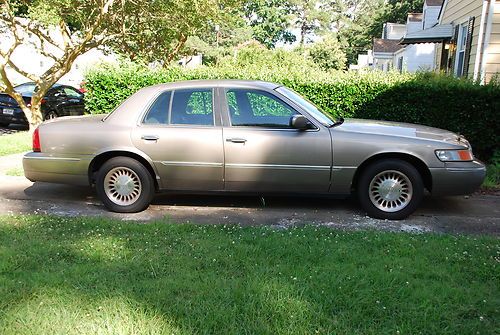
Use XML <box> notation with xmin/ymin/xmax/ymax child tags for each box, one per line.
<box><xmin>226</xmin><ymin>138</ymin><xmax>247</xmax><ymax>143</ymax></box>
<box><xmin>141</xmin><ymin>135</ymin><xmax>159</xmax><ymax>141</ymax></box>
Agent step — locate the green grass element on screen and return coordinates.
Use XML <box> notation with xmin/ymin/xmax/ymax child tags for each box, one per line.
<box><xmin>0</xmin><ymin>216</ymin><xmax>498</xmax><ymax>334</ymax></box>
<box><xmin>5</xmin><ymin>166</ymin><xmax>23</xmax><ymax>176</ymax></box>
<box><xmin>483</xmin><ymin>163</ymin><xmax>500</xmax><ymax>190</ymax></box>
<box><xmin>0</xmin><ymin>132</ymin><xmax>31</xmax><ymax>156</ymax></box>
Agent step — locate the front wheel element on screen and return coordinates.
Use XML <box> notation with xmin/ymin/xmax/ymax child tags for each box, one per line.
<box><xmin>357</xmin><ymin>159</ymin><xmax>424</xmax><ymax>220</ymax></box>
<box><xmin>96</xmin><ymin>157</ymin><xmax>155</xmax><ymax>213</ymax></box>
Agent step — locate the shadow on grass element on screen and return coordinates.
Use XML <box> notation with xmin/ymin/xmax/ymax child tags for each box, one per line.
<box><xmin>0</xmin><ymin>216</ymin><xmax>498</xmax><ymax>334</ymax></box>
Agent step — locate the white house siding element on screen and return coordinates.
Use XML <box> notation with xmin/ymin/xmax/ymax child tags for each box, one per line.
<box><xmin>485</xmin><ymin>2</ymin><xmax>500</xmax><ymax>81</ymax></box>
<box><xmin>383</xmin><ymin>23</ymin><xmax>406</xmax><ymax>39</ymax></box>
<box><xmin>423</xmin><ymin>4</ymin><xmax>442</xmax><ymax>29</ymax></box>
<box><xmin>406</xmin><ymin>21</ymin><xmax>423</xmax><ymax>34</ymax></box>
<box><xmin>405</xmin><ymin>44</ymin><xmax>437</xmax><ymax>71</ymax></box>
<box><xmin>439</xmin><ymin>0</ymin><xmax>500</xmax><ymax>82</ymax></box>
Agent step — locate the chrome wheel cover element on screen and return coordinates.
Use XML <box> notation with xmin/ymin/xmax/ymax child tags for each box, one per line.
<box><xmin>368</xmin><ymin>170</ymin><xmax>413</xmax><ymax>213</ymax></box>
<box><xmin>104</xmin><ymin>167</ymin><xmax>142</xmax><ymax>206</ymax></box>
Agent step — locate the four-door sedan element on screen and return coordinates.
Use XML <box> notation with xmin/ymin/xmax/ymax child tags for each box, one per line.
<box><xmin>0</xmin><ymin>82</ymin><xmax>85</xmax><ymax>127</ymax></box>
<box><xmin>23</xmin><ymin>80</ymin><xmax>486</xmax><ymax>219</ymax></box>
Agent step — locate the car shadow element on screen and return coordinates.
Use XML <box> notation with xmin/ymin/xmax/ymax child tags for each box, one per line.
<box><xmin>0</xmin><ymin>124</ymin><xmax>29</xmax><ymax>134</ymax></box>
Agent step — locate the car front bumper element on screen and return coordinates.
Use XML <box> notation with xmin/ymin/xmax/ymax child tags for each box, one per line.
<box><xmin>430</xmin><ymin>160</ymin><xmax>486</xmax><ymax>196</ymax></box>
<box><xmin>23</xmin><ymin>152</ymin><xmax>93</xmax><ymax>186</ymax></box>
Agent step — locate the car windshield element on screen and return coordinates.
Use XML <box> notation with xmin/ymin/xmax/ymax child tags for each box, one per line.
<box><xmin>275</xmin><ymin>86</ymin><xmax>335</xmax><ymax>126</ymax></box>
<box><xmin>14</xmin><ymin>83</ymin><xmax>36</xmax><ymax>97</ymax></box>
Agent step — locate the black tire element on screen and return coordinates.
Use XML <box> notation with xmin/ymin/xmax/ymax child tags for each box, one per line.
<box><xmin>357</xmin><ymin>159</ymin><xmax>424</xmax><ymax>220</ymax></box>
<box><xmin>44</xmin><ymin>111</ymin><xmax>58</xmax><ymax>120</ymax></box>
<box><xmin>96</xmin><ymin>157</ymin><xmax>155</xmax><ymax>213</ymax></box>
<box><xmin>0</xmin><ymin>122</ymin><xmax>9</xmax><ymax>127</ymax></box>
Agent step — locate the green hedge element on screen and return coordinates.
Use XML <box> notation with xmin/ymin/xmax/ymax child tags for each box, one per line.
<box><xmin>84</xmin><ymin>64</ymin><xmax>500</xmax><ymax>160</ymax></box>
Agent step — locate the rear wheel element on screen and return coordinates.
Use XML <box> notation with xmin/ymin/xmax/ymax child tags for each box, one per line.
<box><xmin>44</xmin><ymin>111</ymin><xmax>58</xmax><ymax>120</ymax></box>
<box><xmin>357</xmin><ymin>159</ymin><xmax>424</xmax><ymax>220</ymax></box>
<box><xmin>0</xmin><ymin>122</ymin><xmax>9</xmax><ymax>127</ymax></box>
<box><xmin>96</xmin><ymin>157</ymin><xmax>155</xmax><ymax>213</ymax></box>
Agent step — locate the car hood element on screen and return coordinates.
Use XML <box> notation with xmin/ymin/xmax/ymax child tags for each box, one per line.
<box><xmin>335</xmin><ymin>118</ymin><xmax>468</xmax><ymax>146</ymax></box>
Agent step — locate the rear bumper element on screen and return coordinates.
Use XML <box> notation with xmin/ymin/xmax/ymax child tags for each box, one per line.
<box><xmin>0</xmin><ymin>107</ymin><xmax>28</xmax><ymax>125</ymax></box>
<box><xmin>430</xmin><ymin>160</ymin><xmax>486</xmax><ymax>196</ymax></box>
<box><xmin>23</xmin><ymin>152</ymin><xmax>93</xmax><ymax>186</ymax></box>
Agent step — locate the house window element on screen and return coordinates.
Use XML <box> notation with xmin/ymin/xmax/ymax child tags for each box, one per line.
<box><xmin>455</xmin><ymin>23</ymin><xmax>468</xmax><ymax>77</ymax></box>
<box><xmin>397</xmin><ymin>57</ymin><xmax>404</xmax><ymax>73</ymax></box>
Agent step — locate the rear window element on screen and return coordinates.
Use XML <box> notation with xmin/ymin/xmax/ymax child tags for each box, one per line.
<box><xmin>14</xmin><ymin>83</ymin><xmax>36</xmax><ymax>96</ymax></box>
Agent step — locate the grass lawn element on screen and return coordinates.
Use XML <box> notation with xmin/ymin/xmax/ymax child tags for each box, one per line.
<box><xmin>0</xmin><ymin>131</ymin><xmax>31</xmax><ymax>156</ymax></box>
<box><xmin>483</xmin><ymin>162</ymin><xmax>500</xmax><ymax>190</ymax></box>
<box><xmin>0</xmin><ymin>216</ymin><xmax>498</xmax><ymax>334</ymax></box>
<box><xmin>5</xmin><ymin>166</ymin><xmax>23</xmax><ymax>176</ymax></box>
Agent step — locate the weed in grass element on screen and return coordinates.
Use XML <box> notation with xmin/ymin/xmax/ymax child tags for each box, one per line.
<box><xmin>0</xmin><ymin>215</ymin><xmax>498</xmax><ymax>334</ymax></box>
<box><xmin>0</xmin><ymin>131</ymin><xmax>31</xmax><ymax>156</ymax></box>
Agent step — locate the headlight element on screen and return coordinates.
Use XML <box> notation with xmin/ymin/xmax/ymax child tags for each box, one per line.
<box><xmin>435</xmin><ymin>149</ymin><xmax>474</xmax><ymax>162</ymax></box>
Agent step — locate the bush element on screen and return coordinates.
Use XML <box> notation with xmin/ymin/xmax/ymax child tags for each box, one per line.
<box><xmin>84</xmin><ymin>63</ymin><xmax>500</xmax><ymax>160</ymax></box>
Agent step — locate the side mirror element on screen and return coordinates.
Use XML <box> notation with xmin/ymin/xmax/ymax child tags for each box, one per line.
<box><xmin>290</xmin><ymin>115</ymin><xmax>312</xmax><ymax>130</ymax></box>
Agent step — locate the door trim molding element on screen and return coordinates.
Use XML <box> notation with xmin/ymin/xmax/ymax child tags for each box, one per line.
<box><xmin>225</xmin><ymin>163</ymin><xmax>330</xmax><ymax>171</ymax></box>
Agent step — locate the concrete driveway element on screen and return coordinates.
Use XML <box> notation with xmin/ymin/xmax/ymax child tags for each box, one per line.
<box><xmin>0</xmin><ymin>171</ymin><xmax>498</xmax><ymax>235</ymax></box>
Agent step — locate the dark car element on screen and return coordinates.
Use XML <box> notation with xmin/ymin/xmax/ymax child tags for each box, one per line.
<box><xmin>0</xmin><ymin>82</ymin><xmax>86</xmax><ymax>127</ymax></box>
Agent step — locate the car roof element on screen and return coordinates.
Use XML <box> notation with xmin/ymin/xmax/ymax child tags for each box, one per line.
<box><xmin>148</xmin><ymin>79</ymin><xmax>281</xmax><ymax>90</ymax></box>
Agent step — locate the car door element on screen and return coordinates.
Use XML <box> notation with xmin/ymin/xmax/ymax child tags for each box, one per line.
<box><xmin>48</xmin><ymin>87</ymin><xmax>71</xmax><ymax>116</ymax></box>
<box><xmin>132</xmin><ymin>87</ymin><xmax>224</xmax><ymax>191</ymax></box>
<box><xmin>62</xmin><ymin>87</ymin><xmax>85</xmax><ymax>115</ymax></box>
<box><xmin>221</xmin><ymin>87</ymin><xmax>332</xmax><ymax>193</ymax></box>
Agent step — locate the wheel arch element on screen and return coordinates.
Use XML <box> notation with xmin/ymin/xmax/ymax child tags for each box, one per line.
<box><xmin>88</xmin><ymin>150</ymin><xmax>160</xmax><ymax>191</ymax></box>
<box><xmin>351</xmin><ymin>152</ymin><xmax>432</xmax><ymax>193</ymax></box>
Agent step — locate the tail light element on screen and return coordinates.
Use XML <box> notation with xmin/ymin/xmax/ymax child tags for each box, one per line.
<box><xmin>33</xmin><ymin>127</ymin><xmax>41</xmax><ymax>152</ymax></box>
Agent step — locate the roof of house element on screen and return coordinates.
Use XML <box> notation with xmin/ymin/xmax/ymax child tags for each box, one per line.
<box><xmin>407</xmin><ymin>13</ymin><xmax>423</xmax><ymax>22</ymax></box>
<box><xmin>425</xmin><ymin>0</ymin><xmax>443</xmax><ymax>7</ymax></box>
<box><xmin>400</xmin><ymin>23</ymin><xmax>453</xmax><ymax>44</ymax></box>
<box><xmin>373</xmin><ymin>38</ymin><xmax>404</xmax><ymax>53</ymax></box>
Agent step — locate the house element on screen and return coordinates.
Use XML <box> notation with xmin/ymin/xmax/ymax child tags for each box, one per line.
<box><xmin>349</xmin><ymin>50</ymin><xmax>374</xmax><ymax>71</ymax></box>
<box><xmin>372</xmin><ymin>36</ymin><xmax>404</xmax><ymax>71</ymax></box>
<box><xmin>395</xmin><ymin>4</ymin><xmax>444</xmax><ymax>72</ymax></box>
<box><xmin>371</xmin><ymin>1</ymin><xmax>444</xmax><ymax>72</ymax></box>
<box><xmin>401</xmin><ymin>0</ymin><xmax>500</xmax><ymax>83</ymax></box>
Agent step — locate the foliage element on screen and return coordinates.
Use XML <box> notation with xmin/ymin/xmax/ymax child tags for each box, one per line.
<box><xmin>307</xmin><ymin>34</ymin><xmax>347</xmax><ymax>70</ymax></box>
<box><xmin>483</xmin><ymin>150</ymin><xmax>500</xmax><ymax>190</ymax></box>
<box><xmin>84</xmin><ymin>63</ymin><xmax>499</xmax><ymax>160</ymax></box>
<box><xmin>290</xmin><ymin>0</ymin><xmax>331</xmax><ymax>45</ymax></box>
<box><xmin>243</xmin><ymin>0</ymin><xmax>296</xmax><ymax>48</ymax></box>
<box><xmin>0</xmin><ymin>131</ymin><xmax>31</xmax><ymax>156</ymax></box>
<box><xmin>0</xmin><ymin>215</ymin><xmax>499</xmax><ymax>334</ymax></box>
<box><xmin>105</xmin><ymin>0</ymin><xmax>242</xmax><ymax>66</ymax></box>
<box><xmin>0</xmin><ymin>0</ymin><xmax>127</xmax><ymax>129</ymax></box>
<box><xmin>333</xmin><ymin>0</ymin><xmax>424</xmax><ymax>64</ymax></box>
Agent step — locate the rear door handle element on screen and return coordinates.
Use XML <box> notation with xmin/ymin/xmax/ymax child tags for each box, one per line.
<box><xmin>226</xmin><ymin>138</ymin><xmax>247</xmax><ymax>143</ymax></box>
<box><xmin>141</xmin><ymin>135</ymin><xmax>159</xmax><ymax>141</ymax></box>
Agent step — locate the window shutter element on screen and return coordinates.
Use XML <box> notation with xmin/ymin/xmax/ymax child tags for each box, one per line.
<box><xmin>462</xmin><ymin>16</ymin><xmax>475</xmax><ymax>77</ymax></box>
<box><xmin>449</xmin><ymin>25</ymin><xmax>460</xmax><ymax>74</ymax></box>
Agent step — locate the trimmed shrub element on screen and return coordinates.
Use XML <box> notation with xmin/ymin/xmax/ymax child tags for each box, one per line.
<box><xmin>84</xmin><ymin>63</ymin><xmax>499</xmax><ymax>160</ymax></box>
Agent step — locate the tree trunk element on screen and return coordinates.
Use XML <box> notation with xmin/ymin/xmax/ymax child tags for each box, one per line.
<box><xmin>19</xmin><ymin>99</ymin><xmax>43</xmax><ymax>133</ymax></box>
<box><xmin>300</xmin><ymin>22</ymin><xmax>307</xmax><ymax>46</ymax></box>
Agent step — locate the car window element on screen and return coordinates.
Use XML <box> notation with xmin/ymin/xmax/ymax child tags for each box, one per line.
<box><xmin>170</xmin><ymin>89</ymin><xmax>213</xmax><ymax>126</ymax></box>
<box><xmin>143</xmin><ymin>91</ymin><xmax>171</xmax><ymax>125</ymax></box>
<box><xmin>63</xmin><ymin>87</ymin><xmax>83</xmax><ymax>98</ymax></box>
<box><xmin>226</xmin><ymin>89</ymin><xmax>298</xmax><ymax>128</ymax></box>
<box><xmin>14</xmin><ymin>83</ymin><xmax>36</xmax><ymax>96</ymax></box>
